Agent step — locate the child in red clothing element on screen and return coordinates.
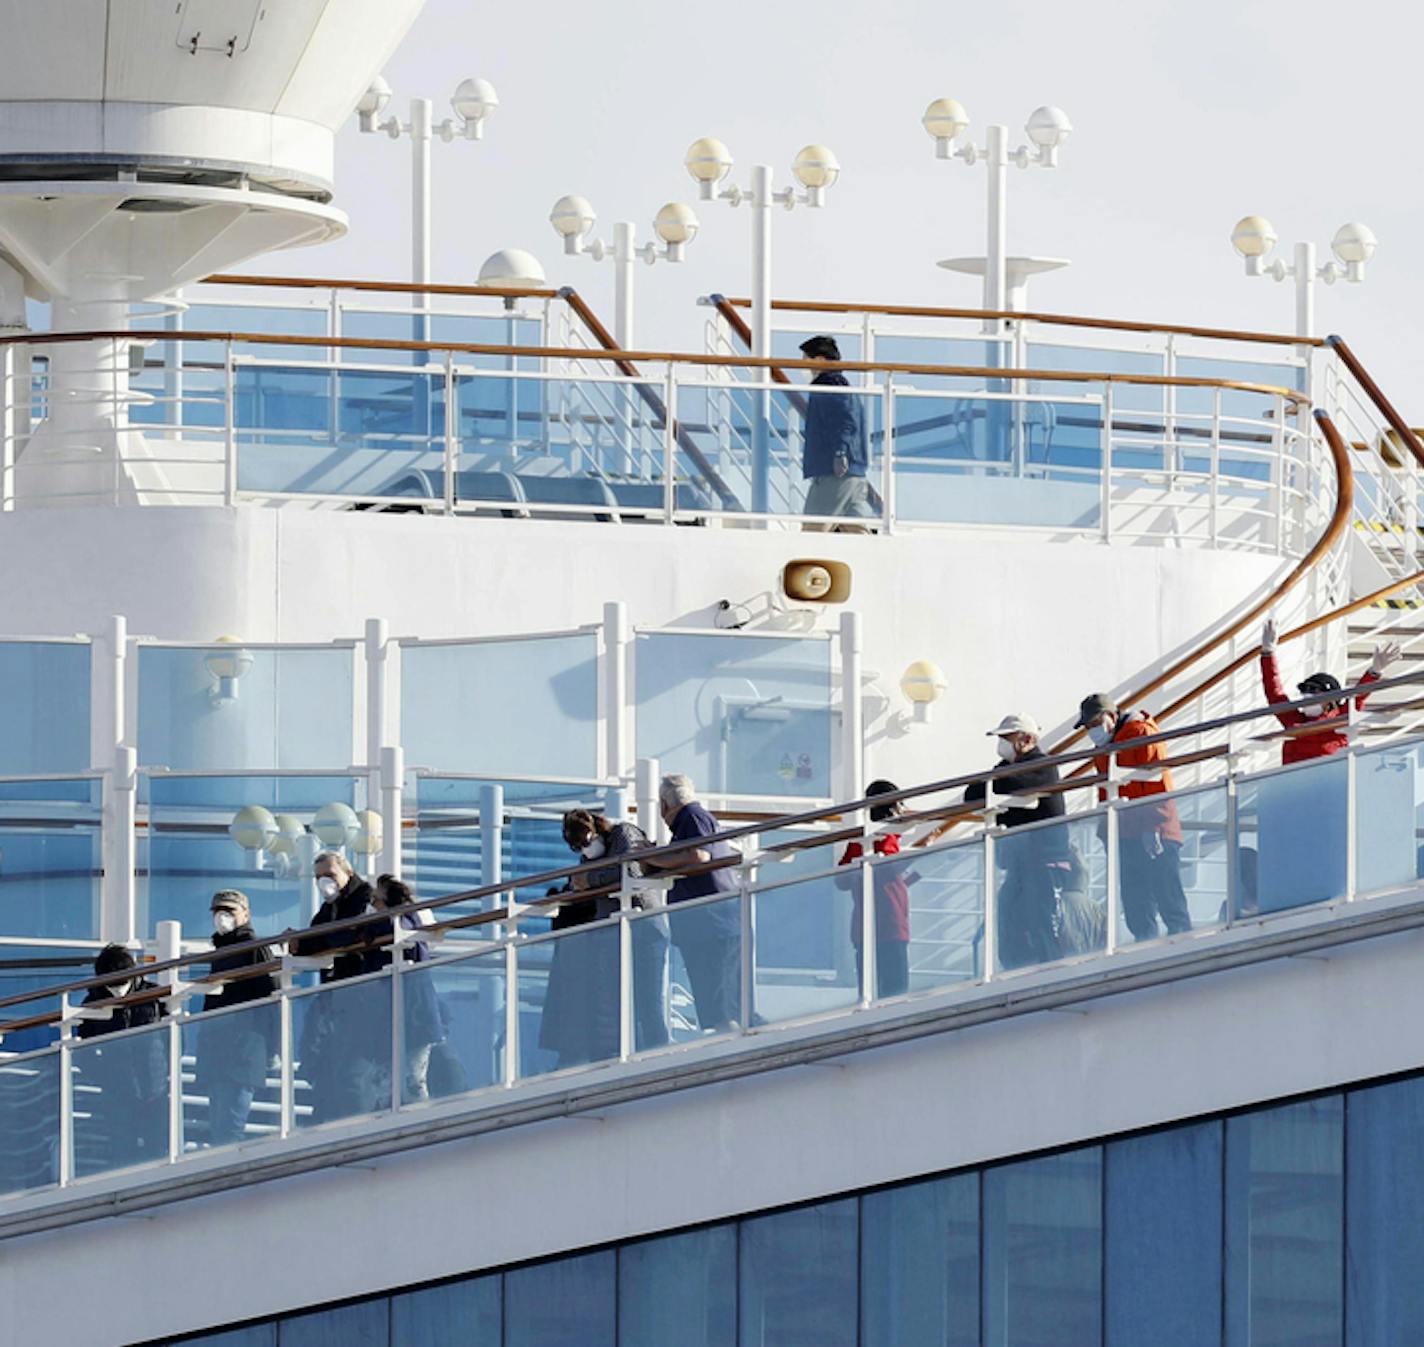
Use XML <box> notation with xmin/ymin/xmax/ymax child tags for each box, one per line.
<box><xmin>836</xmin><ymin>779</ymin><xmax>917</xmax><ymax>998</ymax></box>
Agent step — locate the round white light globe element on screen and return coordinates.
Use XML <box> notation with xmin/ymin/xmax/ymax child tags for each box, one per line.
<box><xmin>922</xmin><ymin>98</ymin><xmax>970</xmax><ymax>141</ymax></box>
<box><xmin>478</xmin><ymin>248</ymin><xmax>547</xmax><ymax>287</ymax></box>
<box><xmin>353</xmin><ymin>810</ymin><xmax>385</xmax><ymax>856</ymax></box>
<box><xmin>230</xmin><ymin>805</ymin><xmax>279</xmax><ymax>852</ymax></box>
<box><xmin>654</xmin><ymin>202</ymin><xmax>700</xmax><ymax>246</ymax></box>
<box><xmin>204</xmin><ymin>636</ymin><xmax>253</xmax><ymax>682</ymax></box>
<box><xmin>312</xmin><ymin>802</ymin><xmax>360</xmax><ymax>849</ymax></box>
<box><xmin>1331</xmin><ymin>222</ymin><xmax>1377</xmax><ymax>266</ymax></box>
<box><xmin>1025</xmin><ymin>105</ymin><xmax>1073</xmax><ymax>149</ymax></box>
<box><xmin>900</xmin><ymin>660</ymin><xmax>947</xmax><ymax>706</ymax></box>
<box><xmin>452</xmin><ymin>77</ymin><xmax>499</xmax><ymax>125</ymax></box>
<box><xmin>685</xmin><ymin>137</ymin><xmax>733</xmax><ymax>184</ymax></box>
<box><xmin>266</xmin><ymin>813</ymin><xmax>307</xmax><ymax>858</ymax></box>
<box><xmin>792</xmin><ymin>144</ymin><xmax>840</xmax><ymax>190</ymax></box>
<box><xmin>1231</xmin><ymin>215</ymin><xmax>1278</xmax><ymax>260</ymax></box>
<box><xmin>550</xmin><ymin>195</ymin><xmax>596</xmax><ymax>239</ymax></box>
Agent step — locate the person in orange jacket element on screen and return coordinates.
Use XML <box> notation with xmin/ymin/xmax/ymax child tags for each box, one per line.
<box><xmin>1075</xmin><ymin>692</ymin><xmax>1192</xmax><ymax>941</ymax></box>
<box><xmin>1260</xmin><ymin>619</ymin><xmax>1398</xmax><ymax>764</ymax></box>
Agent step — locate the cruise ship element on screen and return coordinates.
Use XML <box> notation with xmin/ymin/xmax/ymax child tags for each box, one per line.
<box><xmin>1</xmin><ymin>4</ymin><xmax>1422</xmax><ymax>1345</ymax></box>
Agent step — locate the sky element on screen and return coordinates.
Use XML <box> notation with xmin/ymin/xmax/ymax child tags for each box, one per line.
<box><xmin>265</xmin><ymin>0</ymin><xmax>1421</xmax><ymax>403</ymax></box>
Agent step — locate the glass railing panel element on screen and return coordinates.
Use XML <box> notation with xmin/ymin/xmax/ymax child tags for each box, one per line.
<box><xmin>770</xmin><ymin>328</ymin><xmax>864</xmax><ymax>363</ymax></box>
<box><xmin>890</xmin><ymin>390</ymin><xmax>1103</xmax><ymax>528</ymax></box>
<box><xmin>181</xmin><ymin>996</ymin><xmax>281</xmax><ymax>1150</ymax></box>
<box><xmin>870</xmin><ymin>838</ymin><xmax>985</xmax><ymax>997</ymax></box>
<box><xmin>623</xmin><ymin>906</ymin><xmax>673</xmax><ymax>1053</ymax></box>
<box><xmin>1116</xmin><ymin>785</ymin><xmax>1228</xmax><ymax>942</ymax></box>
<box><xmin>1353</xmin><ymin>741</ymin><xmax>1424</xmax><ymax>896</ymax></box>
<box><xmin>401</xmin><ymin>634</ymin><xmax>600</xmax><ymax>779</ymax></box>
<box><xmin>1235</xmin><ymin>755</ymin><xmax>1349</xmax><ymax>916</ymax></box>
<box><xmin>182</xmin><ymin>302</ymin><xmax>328</xmax><ymax>360</ymax></box>
<box><xmin>233</xmin><ymin>363</ymin><xmax>447</xmax><ymax>499</ymax></box>
<box><xmin>518</xmin><ymin>919</ymin><xmax>621</xmax><ymax>1077</ymax></box>
<box><xmin>1175</xmin><ymin>355</ymin><xmax>1304</xmax><ymax>423</ymax></box>
<box><xmin>0</xmin><ymin>948</ymin><xmax>93</xmax><ymax>1052</ymax></box>
<box><xmin>71</xmin><ymin>1018</ymin><xmax>172</xmax><ymax>1178</ymax></box>
<box><xmin>663</xmin><ymin>893</ymin><xmax>742</xmax><ymax>1039</ymax></box>
<box><xmin>137</xmin><ymin>645</ymin><xmax>355</xmax><ymax>772</ymax></box>
<box><xmin>399</xmin><ymin>948</ymin><xmax>507</xmax><ymax>1103</ymax></box>
<box><xmin>292</xmin><ymin>971</ymin><xmax>393</xmax><ymax>1129</ymax></box>
<box><xmin>873</xmin><ymin>334</ymin><xmax>1003</xmax><ymax>392</ymax></box>
<box><xmin>749</xmin><ymin>870</ymin><xmax>858</xmax><ymax>1025</ymax></box>
<box><xmin>338</xmin><ymin>309</ymin><xmax>543</xmax><ymax>365</ymax></box>
<box><xmin>1026</xmin><ymin>342</ymin><xmax>1165</xmax><ymax>414</ymax></box>
<box><xmin>0</xmin><ymin>1048</ymin><xmax>59</xmax><ymax>1195</ymax></box>
<box><xmin>0</xmin><ymin>641</ymin><xmax>91</xmax><ymax>775</ymax></box>
<box><xmin>0</xmin><ymin>777</ymin><xmax>103</xmax><ymax>940</ymax></box>
<box><xmin>634</xmin><ymin>631</ymin><xmax>834</xmax><ymax>800</ymax></box>
<box><xmin>993</xmin><ymin>816</ymin><xmax>1106</xmax><ymax>974</ymax></box>
<box><xmin>140</xmin><ymin>772</ymin><xmax>369</xmax><ymax>941</ymax></box>
<box><xmin>674</xmin><ymin>381</ymin><xmax>884</xmax><ymax>524</ymax></box>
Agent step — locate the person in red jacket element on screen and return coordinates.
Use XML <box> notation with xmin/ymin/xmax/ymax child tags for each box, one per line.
<box><xmin>1076</xmin><ymin>693</ymin><xmax>1191</xmax><ymax>941</ymax></box>
<box><xmin>836</xmin><ymin>779</ymin><xmax>916</xmax><ymax>998</ymax></box>
<box><xmin>1260</xmin><ymin>619</ymin><xmax>1398</xmax><ymax>764</ymax></box>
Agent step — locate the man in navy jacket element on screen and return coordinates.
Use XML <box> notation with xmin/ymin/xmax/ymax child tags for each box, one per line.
<box><xmin>799</xmin><ymin>335</ymin><xmax>873</xmax><ymax>531</ymax></box>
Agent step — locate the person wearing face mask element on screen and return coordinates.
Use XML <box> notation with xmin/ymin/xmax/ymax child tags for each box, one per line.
<box><xmin>291</xmin><ymin>851</ymin><xmax>376</xmax><ymax>983</ymax></box>
<box><xmin>75</xmin><ymin>944</ymin><xmax>169</xmax><ymax>1171</ymax></box>
<box><xmin>834</xmin><ymin>779</ymin><xmax>918</xmax><ymax>998</ymax></box>
<box><xmin>195</xmin><ymin>891</ymin><xmax>277</xmax><ymax>1146</ymax></box>
<box><xmin>1260</xmin><ymin>618</ymin><xmax>1397</xmax><ymax>763</ymax></box>
<box><xmin>1076</xmin><ymin>693</ymin><xmax>1191</xmax><ymax>941</ymax></box>
<box><xmin>964</xmin><ymin>714</ymin><xmax>1072</xmax><ymax>968</ymax></box>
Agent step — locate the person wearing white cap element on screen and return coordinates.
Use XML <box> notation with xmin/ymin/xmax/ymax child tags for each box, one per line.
<box><xmin>964</xmin><ymin>712</ymin><xmax>1071</xmax><ymax>969</ymax></box>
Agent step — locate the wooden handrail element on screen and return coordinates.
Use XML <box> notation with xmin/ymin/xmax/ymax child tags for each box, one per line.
<box><xmin>715</xmin><ymin>295</ymin><xmax>1327</xmax><ymax>349</ymax></box>
<box><xmin>1326</xmin><ymin>335</ymin><xmax>1424</xmax><ymax>467</ymax></box>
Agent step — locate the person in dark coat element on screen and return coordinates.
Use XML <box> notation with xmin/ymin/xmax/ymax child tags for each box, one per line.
<box><xmin>964</xmin><ymin>713</ymin><xmax>1074</xmax><ymax>970</ymax></box>
<box><xmin>798</xmin><ymin>335</ymin><xmax>874</xmax><ymax>532</ymax></box>
<box><xmin>367</xmin><ymin>875</ymin><xmax>444</xmax><ymax>1102</ymax></box>
<box><xmin>75</xmin><ymin>944</ymin><xmax>169</xmax><ymax>1171</ymax></box>
<box><xmin>539</xmin><ymin>809</ymin><xmax>668</xmax><ymax>1068</ymax></box>
<box><xmin>196</xmin><ymin>890</ymin><xmax>277</xmax><ymax>1146</ymax></box>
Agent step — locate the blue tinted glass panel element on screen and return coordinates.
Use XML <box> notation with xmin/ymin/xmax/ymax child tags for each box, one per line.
<box><xmin>1116</xmin><ymin>785</ymin><xmax>1228</xmax><ymax>941</ymax></box>
<box><xmin>874</xmin><ymin>334</ymin><xmax>999</xmax><ymax>391</ymax></box>
<box><xmin>1352</xmin><ymin>742</ymin><xmax>1424</xmax><ymax>896</ymax></box>
<box><xmin>0</xmin><ymin>777</ymin><xmax>102</xmax><ymax>939</ymax></box>
<box><xmin>620</xmin><ymin>1225</ymin><xmax>736</xmax><ymax>1347</ymax></box>
<box><xmin>1027</xmin><ymin>342</ymin><xmax>1164</xmax><ymax>413</ymax></box>
<box><xmin>861</xmin><ymin>1173</ymin><xmax>978</xmax><ymax>1347</ymax></box>
<box><xmin>1345</xmin><ymin>1077</ymin><xmax>1424</xmax><ymax>1345</ymax></box>
<box><xmin>0</xmin><ymin>1049</ymin><xmax>59</xmax><ymax>1195</ymax></box>
<box><xmin>521</xmin><ymin>922</ymin><xmax>620</xmax><ymax>1077</ymax></box>
<box><xmin>70</xmin><ymin>1020</ymin><xmax>171</xmax><ymax>1178</ymax></box>
<box><xmin>292</xmin><ymin>974</ymin><xmax>393</xmax><ymax>1129</ymax></box>
<box><xmin>994</xmin><ymin>815</ymin><xmax>1106</xmax><ymax>972</ymax></box>
<box><xmin>399</xmin><ymin>951</ymin><xmax>506</xmax><ymax>1103</ymax></box>
<box><xmin>401</xmin><ymin>636</ymin><xmax>599</xmax><ymax>779</ymax></box>
<box><xmin>635</xmin><ymin>633</ymin><xmax>833</xmax><ymax>798</ymax></box>
<box><xmin>771</xmin><ymin>329</ymin><xmax>862</xmax><ymax>362</ymax></box>
<box><xmin>138</xmin><ymin>646</ymin><xmax>354</xmax><ymax>771</ymax></box>
<box><xmin>182</xmin><ymin>998</ymin><xmax>282</xmax><ymax>1149</ymax></box>
<box><xmin>739</xmin><ymin>1198</ymin><xmax>858</xmax><ymax>1347</ymax></box>
<box><xmin>1236</xmin><ymin>757</ymin><xmax>1348</xmax><ymax>915</ymax></box>
<box><xmin>179</xmin><ymin>1326</ymin><xmax>279</xmax><ymax>1347</ymax></box>
<box><xmin>983</xmin><ymin>1147</ymin><xmax>1103</xmax><ymax>1347</ymax></box>
<box><xmin>141</xmin><ymin>773</ymin><xmax>366</xmax><ymax>941</ymax></box>
<box><xmin>279</xmin><ymin>1301</ymin><xmax>388</xmax><ymax>1347</ymax></box>
<box><xmin>0</xmin><ymin>641</ymin><xmax>90</xmax><ymax>774</ymax></box>
<box><xmin>1176</xmin><ymin>355</ymin><xmax>1303</xmax><ymax>423</ymax></box>
<box><xmin>391</xmin><ymin>1274</ymin><xmax>501</xmax><ymax>1346</ymax></box>
<box><xmin>1106</xmin><ymin>1122</ymin><xmax>1223</xmax><ymax>1347</ymax></box>
<box><xmin>1225</xmin><ymin>1096</ymin><xmax>1343</xmax><ymax>1347</ymax></box>
<box><xmin>504</xmin><ymin>1250</ymin><xmax>615</xmax><ymax>1347</ymax></box>
<box><xmin>0</xmin><ymin>947</ymin><xmax>90</xmax><ymax>1051</ymax></box>
<box><xmin>751</xmin><ymin>872</ymin><xmax>857</xmax><ymax>1024</ymax></box>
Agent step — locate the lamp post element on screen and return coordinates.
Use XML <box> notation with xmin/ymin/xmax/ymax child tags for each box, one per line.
<box><xmin>921</xmin><ymin>99</ymin><xmax>1072</xmax><ymax>333</ymax></box>
<box><xmin>1229</xmin><ymin>216</ymin><xmax>1377</xmax><ymax>338</ymax></box>
<box><xmin>549</xmin><ymin>197</ymin><xmax>700</xmax><ymax>349</ymax></box>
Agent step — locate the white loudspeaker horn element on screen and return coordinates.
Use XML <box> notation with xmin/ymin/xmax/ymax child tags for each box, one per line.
<box><xmin>782</xmin><ymin>559</ymin><xmax>852</xmax><ymax>604</ymax></box>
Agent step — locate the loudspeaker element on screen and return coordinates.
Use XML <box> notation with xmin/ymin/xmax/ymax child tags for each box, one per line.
<box><xmin>781</xmin><ymin>559</ymin><xmax>852</xmax><ymax>604</ymax></box>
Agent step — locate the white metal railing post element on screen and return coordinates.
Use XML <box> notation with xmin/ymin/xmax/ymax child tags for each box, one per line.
<box><xmin>390</xmin><ymin>945</ymin><xmax>405</xmax><ymax>1111</ymax></box>
<box><xmin>1407</xmin><ymin>451</ymin><xmax>1420</xmax><ymax>565</ymax></box>
<box><xmin>1104</xmin><ymin>799</ymin><xmax>1121</xmax><ymax>956</ymax></box>
<box><xmin>739</xmin><ymin>839</ymin><xmax>758</xmax><ymax>1030</ymax></box>
<box><xmin>223</xmin><ymin>341</ymin><xmax>237</xmax><ymax>506</ymax></box>
<box><xmin>603</xmin><ymin>601</ymin><xmax>630</xmax><ymax>784</ymax></box>
<box><xmin>365</xmin><ymin>618</ymin><xmax>389</xmax><ymax>783</ymax></box>
<box><xmin>1164</xmin><ymin>333</ymin><xmax>1178</xmax><ymax>478</ymax></box>
<box><xmin>479</xmin><ymin>783</ymin><xmax>505</xmax><ymax>889</ymax></box>
<box><xmin>502</xmin><ymin>936</ymin><xmax>520</xmax><ymax>1086</ymax></box>
<box><xmin>1209</xmin><ymin>387</ymin><xmax>1221</xmax><ymax>548</ymax></box>
<box><xmin>0</xmin><ymin>341</ymin><xmax>15</xmax><ymax>512</ymax></box>
<box><xmin>1224</xmin><ymin>764</ymin><xmax>1240</xmax><ymax>925</ymax></box>
<box><xmin>277</xmin><ymin>962</ymin><xmax>296</xmax><ymax>1137</ymax></box>
<box><xmin>663</xmin><ymin>363</ymin><xmax>677</xmax><ymax>526</ymax></box>
<box><xmin>57</xmin><ymin>992</ymin><xmax>74</xmax><ymax>1186</ymax></box>
<box><xmin>155</xmin><ymin>919</ymin><xmax>183</xmax><ymax>1160</ymax></box>
<box><xmin>1345</xmin><ymin>734</ymin><xmax>1359</xmax><ymax>901</ymax></box>
<box><xmin>98</xmin><ymin>613</ymin><xmax>138</xmax><ymax>945</ymax></box>
<box><xmin>859</xmin><ymin>838</ymin><xmax>876</xmax><ymax>1005</ymax></box>
<box><xmin>1274</xmin><ymin>391</ymin><xmax>1287</xmax><ymax>557</ymax></box>
<box><xmin>1099</xmin><ymin>383</ymin><xmax>1114</xmax><ymax>542</ymax></box>
<box><xmin>881</xmin><ymin>370</ymin><xmax>896</xmax><ymax>534</ymax></box>
<box><xmin>380</xmin><ymin>745</ymin><xmax>404</xmax><ymax>880</ymax></box>
<box><xmin>980</xmin><ymin>830</ymin><xmax>997</xmax><ymax>981</ymax></box>
<box><xmin>618</xmin><ymin>888</ymin><xmax>635</xmax><ymax>1063</ymax></box>
<box><xmin>443</xmin><ymin>350</ymin><xmax>457</xmax><ymax>516</ymax></box>
<box><xmin>636</xmin><ymin>756</ymin><xmax>662</xmax><ymax>846</ymax></box>
<box><xmin>839</xmin><ymin>610</ymin><xmax>864</xmax><ymax>805</ymax></box>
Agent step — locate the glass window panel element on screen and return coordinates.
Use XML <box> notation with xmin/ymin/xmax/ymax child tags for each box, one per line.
<box><xmin>279</xmin><ymin>1300</ymin><xmax>388</xmax><ymax>1347</ymax></box>
<box><xmin>400</xmin><ymin>951</ymin><xmax>505</xmax><ymax>1104</ymax></box>
<box><xmin>182</xmin><ymin>998</ymin><xmax>281</xmax><ymax>1149</ymax></box>
<box><xmin>1352</xmin><ymin>742</ymin><xmax>1423</xmax><ymax>896</ymax></box>
<box><xmin>504</xmin><ymin>1250</ymin><xmax>615</xmax><ymax>1347</ymax></box>
<box><xmin>0</xmin><ymin>777</ymin><xmax>103</xmax><ymax>939</ymax></box>
<box><xmin>292</xmin><ymin>973</ymin><xmax>393</xmax><ymax>1129</ymax></box>
<box><xmin>71</xmin><ymin>1020</ymin><xmax>172</xmax><ymax>1178</ymax></box>
<box><xmin>1117</xmin><ymin>785</ymin><xmax>1227</xmax><ymax>941</ymax></box>
<box><xmin>177</xmin><ymin>1326</ymin><xmax>279</xmax><ymax>1347</ymax></box>
<box><xmin>873</xmin><ymin>333</ymin><xmax>998</xmax><ymax>391</ymax></box>
<box><xmin>1225</xmin><ymin>1096</ymin><xmax>1343</xmax><ymax>1347</ymax></box>
<box><xmin>401</xmin><ymin>636</ymin><xmax>599</xmax><ymax>779</ymax></box>
<box><xmin>520</xmin><ymin>923</ymin><xmax>619</xmax><ymax>1077</ymax></box>
<box><xmin>1235</xmin><ymin>758</ymin><xmax>1348</xmax><ymax>915</ymax></box>
<box><xmin>994</xmin><ymin>816</ymin><xmax>1106</xmax><ymax>973</ymax></box>
<box><xmin>619</xmin><ymin>1225</ymin><xmax>736</xmax><ymax>1347</ymax></box>
<box><xmin>1106</xmin><ymin>1122</ymin><xmax>1223</xmax><ymax>1347</ymax></box>
<box><xmin>0</xmin><ymin>641</ymin><xmax>91</xmax><ymax>775</ymax></box>
<box><xmin>1027</xmin><ymin>341</ymin><xmax>1165</xmax><ymax>414</ymax></box>
<box><xmin>874</xmin><ymin>840</ymin><xmax>983</xmax><ymax>996</ymax></box>
<box><xmin>751</xmin><ymin>872</ymin><xmax>857</xmax><ymax>1025</ymax></box>
<box><xmin>861</xmin><ymin>1173</ymin><xmax>979</xmax><ymax>1347</ymax></box>
<box><xmin>0</xmin><ymin>946</ymin><xmax>90</xmax><ymax>1052</ymax></box>
<box><xmin>739</xmin><ymin>1198</ymin><xmax>858</xmax><ymax>1347</ymax></box>
<box><xmin>665</xmin><ymin>894</ymin><xmax>742</xmax><ymax>1039</ymax></box>
<box><xmin>1346</xmin><ymin>1076</ymin><xmax>1424</xmax><ymax>1345</ymax></box>
<box><xmin>983</xmin><ymin>1147</ymin><xmax>1103</xmax><ymax>1347</ymax></box>
<box><xmin>140</xmin><ymin>773</ymin><xmax>367</xmax><ymax>941</ymax></box>
<box><xmin>626</xmin><ymin>908</ymin><xmax>671</xmax><ymax>1054</ymax></box>
<box><xmin>391</xmin><ymin>1274</ymin><xmax>501</xmax><ymax>1347</ymax></box>
<box><xmin>0</xmin><ymin>1049</ymin><xmax>59</xmax><ymax>1195</ymax></box>
<box><xmin>635</xmin><ymin>633</ymin><xmax>834</xmax><ymax>799</ymax></box>
<box><xmin>138</xmin><ymin>646</ymin><xmax>355</xmax><ymax>772</ymax></box>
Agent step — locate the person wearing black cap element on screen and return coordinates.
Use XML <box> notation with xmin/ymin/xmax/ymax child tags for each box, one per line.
<box><xmin>1260</xmin><ymin>618</ymin><xmax>1397</xmax><ymax>763</ymax></box>
<box><xmin>798</xmin><ymin>334</ymin><xmax>873</xmax><ymax>531</ymax></box>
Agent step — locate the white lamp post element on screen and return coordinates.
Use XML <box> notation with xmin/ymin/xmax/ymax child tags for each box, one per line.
<box><xmin>549</xmin><ymin>197</ymin><xmax>700</xmax><ymax>349</ymax></box>
<box><xmin>1229</xmin><ymin>216</ymin><xmax>1377</xmax><ymax>338</ymax></box>
<box><xmin>921</xmin><ymin>100</ymin><xmax>1072</xmax><ymax>332</ymax></box>
<box><xmin>354</xmin><ymin>75</ymin><xmax>499</xmax><ymax>310</ymax></box>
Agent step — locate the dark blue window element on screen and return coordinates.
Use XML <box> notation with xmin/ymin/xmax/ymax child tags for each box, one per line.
<box><xmin>504</xmin><ymin>1250</ymin><xmax>615</xmax><ymax>1347</ymax></box>
<box><xmin>619</xmin><ymin>1225</ymin><xmax>735</xmax><ymax>1347</ymax></box>
<box><xmin>390</xmin><ymin>1275</ymin><xmax>500</xmax><ymax>1346</ymax></box>
<box><xmin>280</xmin><ymin>1301</ymin><xmax>387</xmax><ymax>1347</ymax></box>
<box><xmin>739</xmin><ymin>1198</ymin><xmax>858</xmax><ymax>1347</ymax></box>
<box><xmin>178</xmin><ymin>1329</ymin><xmax>276</xmax><ymax>1347</ymax></box>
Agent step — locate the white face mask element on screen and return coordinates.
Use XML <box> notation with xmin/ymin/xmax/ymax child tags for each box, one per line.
<box><xmin>1300</xmin><ymin>702</ymin><xmax>1327</xmax><ymax>719</ymax></box>
<box><xmin>1087</xmin><ymin>723</ymin><xmax>1112</xmax><ymax>748</ymax></box>
<box><xmin>213</xmin><ymin>910</ymin><xmax>238</xmax><ymax>936</ymax></box>
<box><xmin>316</xmin><ymin>876</ymin><xmax>341</xmax><ymax>900</ymax></box>
<box><xmin>112</xmin><ymin>979</ymin><xmax>134</xmax><ymax>998</ymax></box>
<box><xmin>581</xmin><ymin>837</ymin><xmax>607</xmax><ymax>860</ymax></box>
<box><xmin>996</xmin><ymin>737</ymin><xmax>1017</xmax><ymax>763</ymax></box>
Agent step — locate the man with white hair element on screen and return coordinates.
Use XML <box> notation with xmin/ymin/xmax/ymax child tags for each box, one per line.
<box><xmin>640</xmin><ymin>773</ymin><xmax>741</xmax><ymax>1032</ymax></box>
